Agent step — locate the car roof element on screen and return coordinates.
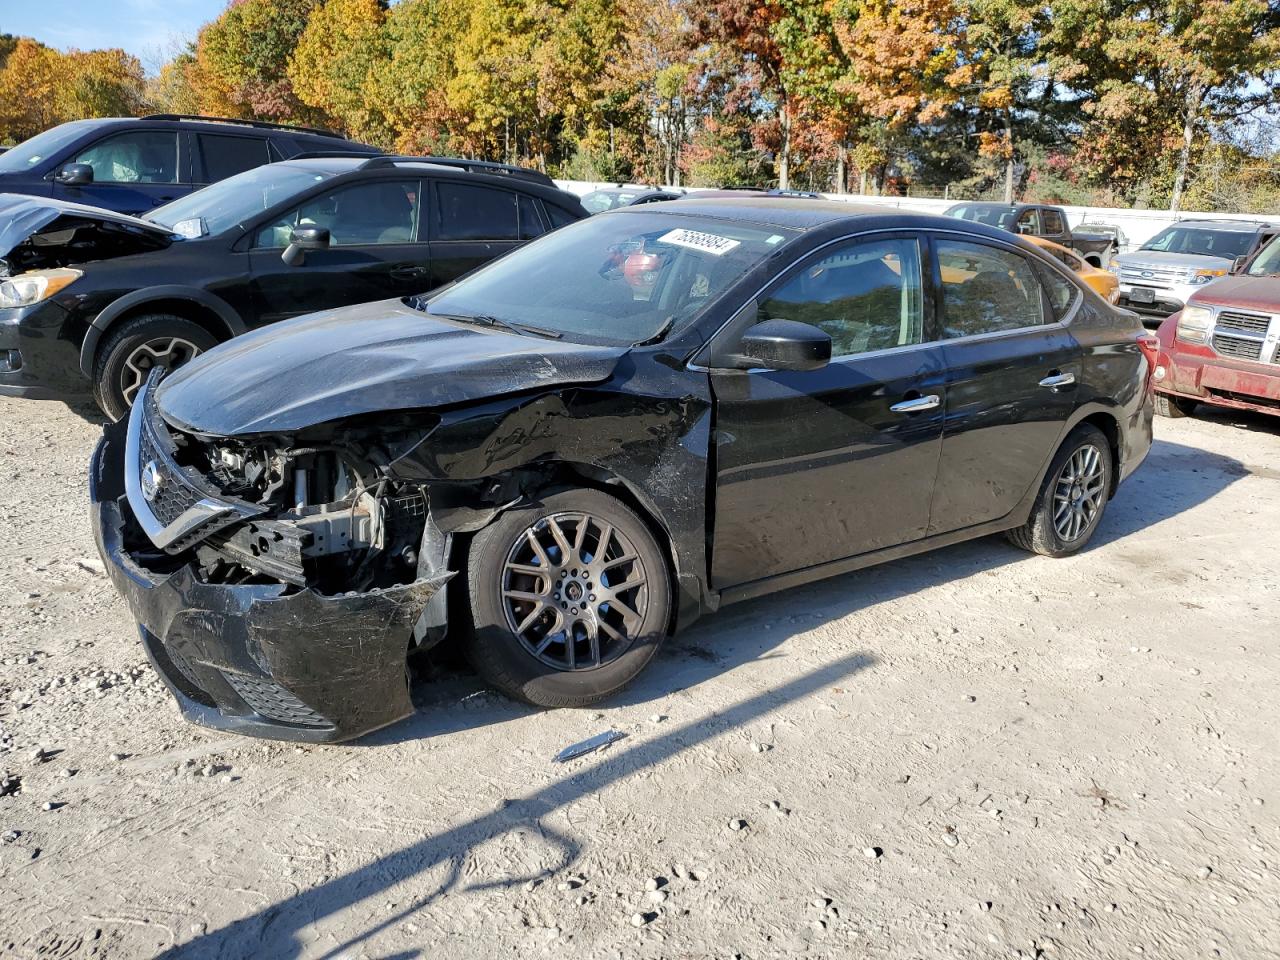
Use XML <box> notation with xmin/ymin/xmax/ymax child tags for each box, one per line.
<box><xmin>1172</xmin><ymin>219</ymin><xmax>1271</xmax><ymax>232</ymax></box>
<box><xmin>58</xmin><ymin>115</ymin><xmax>357</xmax><ymax>142</ymax></box>
<box><xmin>267</xmin><ymin>157</ymin><xmax>584</xmax><ymax>207</ymax></box>
<box><xmin>625</xmin><ymin>196</ymin><xmax>952</xmax><ymax>231</ymax></box>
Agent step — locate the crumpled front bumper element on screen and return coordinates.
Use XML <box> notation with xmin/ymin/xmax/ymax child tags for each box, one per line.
<box><xmin>90</xmin><ymin>418</ymin><xmax>448</xmax><ymax>743</ymax></box>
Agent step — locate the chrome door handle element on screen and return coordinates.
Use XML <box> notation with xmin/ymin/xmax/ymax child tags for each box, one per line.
<box><xmin>1039</xmin><ymin>372</ymin><xmax>1076</xmax><ymax>388</ymax></box>
<box><xmin>889</xmin><ymin>394</ymin><xmax>941</xmax><ymax>413</ymax></box>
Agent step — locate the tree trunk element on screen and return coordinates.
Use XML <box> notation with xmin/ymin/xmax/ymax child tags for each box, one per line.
<box><xmin>1170</xmin><ymin>83</ymin><xmax>1203</xmax><ymax>213</ymax></box>
<box><xmin>1003</xmin><ymin>109</ymin><xmax>1015</xmax><ymax>204</ymax></box>
<box><xmin>778</xmin><ymin>100</ymin><xmax>792</xmax><ymax>191</ymax></box>
<box><xmin>860</xmin><ymin>169</ymin><xmax>868</xmax><ymax>195</ymax></box>
<box><xmin>835</xmin><ymin>143</ymin><xmax>847</xmax><ymax>194</ymax></box>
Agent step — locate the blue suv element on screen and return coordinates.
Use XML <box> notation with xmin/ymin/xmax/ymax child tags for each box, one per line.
<box><xmin>0</xmin><ymin>114</ymin><xmax>377</xmax><ymax>215</ymax></box>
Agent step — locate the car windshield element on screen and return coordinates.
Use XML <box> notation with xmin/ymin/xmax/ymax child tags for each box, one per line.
<box><xmin>1246</xmin><ymin>235</ymin><xmax>1280</xmax><ymax>276</ymax></box>
<box><xmin>421</xmin><ymin>212</ymin><xmax>796</xmax><ymax>345</ymax></box>
<box><xmin>148</xmin><ymin>163</ymin><xmax>337</xmax><ymax>236</ymax></box>
<box><xmin>1140</xmin><ymin>225</ymin><xmax>1255</xmax><ymax>259</ymax></box>
<box><xmin>945</xmin><ymin>204</ymin><xmax>1018</xmax><ymax>229</ymax></box>
<box><xmin>0</xmin><ymin>121</ymin><xmax>95</xmax><ymax>174</ymax></box>
<box><xmin>581</xmin><ymin>190</ymin><xmax>639</xmax><ymax>213</ymax></box>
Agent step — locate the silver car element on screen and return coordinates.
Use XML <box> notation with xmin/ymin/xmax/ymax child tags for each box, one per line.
<box><xmin>1111</xmin><ymin>219</ymin><xmax>1280</xmax><ymax>324</ymax></box>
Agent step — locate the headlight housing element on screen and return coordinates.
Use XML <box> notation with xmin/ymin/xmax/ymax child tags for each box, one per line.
<box><xmin>1176</xmin><ymin>305</ymin><xmax>1213</xmax><ymax>343</ymax></box>
<box><xmin>1189</xmin><ymin>268</ymin><xmax>1227</xmax><ymax>285</ymax></box>
<box><xmin>0</xmin><ymin>268</ymin><xmax>82</xmax><ymax>309</ymax></box>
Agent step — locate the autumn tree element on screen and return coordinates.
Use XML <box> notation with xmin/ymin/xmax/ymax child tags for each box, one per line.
<box><xmin>196</xmin><ymin>0</ymin><xmax>324</xmax><ymax>123</ymax></box>
<box><xmin>289</xmin><ymin>0</ymin><xmax>392</xmax><ymax>143</ymax></box>
<box><xmin>1051</xmin><ymin>0</ymin><xmax>1280</xmax><ymax>210</ymax></box>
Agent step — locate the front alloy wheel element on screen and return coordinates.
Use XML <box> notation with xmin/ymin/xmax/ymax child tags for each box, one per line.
<box><xmin>466</xmin><ymin>488</ymin><xmax>671</xmax><ymax>707</ymax></box>
<box><xmin>501</xmin><ymin>512</ymin><xmax>650</xmax><ymax>671</ymax></box>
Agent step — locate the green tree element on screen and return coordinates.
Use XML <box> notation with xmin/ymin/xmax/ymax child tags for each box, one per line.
<box><xmin>197</xmin><ymin>0</ymin><xmax>323</xmax><ymax>123</ymax></box>
<box><xmin>289</xmin><ymin>0</ymin><xmax>392</xmax><ymax>143</ymax></box>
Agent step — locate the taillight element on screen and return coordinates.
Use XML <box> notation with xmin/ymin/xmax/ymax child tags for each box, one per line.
<box><xmin>1136</xmin><ymin>332</ymin><xmax>1159</xmax><ymax>391</ymax></box>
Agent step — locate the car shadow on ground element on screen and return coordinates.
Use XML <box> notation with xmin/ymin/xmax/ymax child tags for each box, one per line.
<box><xmin>166</xmin><ymin>437</ymin><xmax>1245</xmax><ymax>959</ymax></box>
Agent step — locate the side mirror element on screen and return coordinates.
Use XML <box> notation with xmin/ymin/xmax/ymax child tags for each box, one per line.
<box><xmin>281</xmin><ymin>226</ymin><xmax>330</xmax><ymax>267</ymax></box>
<box><xmin>737</xmin><ymin>319</ymin><xmax>831</xmax><ymax>372</ymax></box>
<box><xmin>54</xmin><ymin>163</ymin><xmax>93</xmax><ymax>186</ymax></box>
<box><xmin>1231</xmin><ymin>254</ymin><xmax>1249</xmax><ymax>275</ymax></box>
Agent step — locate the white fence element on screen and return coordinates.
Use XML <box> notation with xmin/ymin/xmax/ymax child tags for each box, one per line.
<box><xmin>555</xmin><ymin>179</ymin><xmax>1279</xmax><ymax>250</ymax></box>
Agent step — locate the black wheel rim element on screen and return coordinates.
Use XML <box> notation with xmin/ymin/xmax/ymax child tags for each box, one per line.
<box><xmin>1053</xmin><ymin>443</ymin><xmax>1106</xmax><ymax>542</ymax></box>
<box><xmin>121</xmin><ymin>337</ymin><xmax>201</xmax><ymax>405</ymax></box>
<box><xmin>500</xmin><ymin>511</ymin><xmax>649</xmax><ymax>671</ymax></box>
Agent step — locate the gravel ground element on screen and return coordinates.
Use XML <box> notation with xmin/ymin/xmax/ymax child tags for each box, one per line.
<box><xmin>0</xmin><ymin>395</ymin><xmax>1277</xmax><ymax>960</ymax></box>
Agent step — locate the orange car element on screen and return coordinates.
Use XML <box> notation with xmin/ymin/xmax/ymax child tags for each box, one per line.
<box><xmin>1025</xmin><ymin>236</ymin><xmax>1120</xmax><ymax>302</ymax></box>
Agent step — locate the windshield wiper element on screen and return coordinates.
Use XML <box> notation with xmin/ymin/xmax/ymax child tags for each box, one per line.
<box><xmin>444</xmin><ymin>311</ymin><xmax>563</xmax><ymax>340</ymax></box>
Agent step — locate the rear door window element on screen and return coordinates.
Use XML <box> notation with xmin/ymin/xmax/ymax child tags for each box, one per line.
<box><xmin>197</xmin><ymin>134</ymin><xmax>269</xmax><ymax>182</ymax></box>
<box><xmin>1041</xmin><ymin>209</ymin><xmax>1066</xmax><ymax>235</ymax></box>
<box><xmin>74</xmin><ymin>131</ymin><xmax>179</xmax><ymax>184</ymax></box>
<box><xmin>435</xmin><ymin>183</ymin><xmax>519</xmax><ymax>241</ymax></box>
<box><xmin>937</xmin><ymin>239</ymin><xmax>1047</xmax><ymax>337</ymax></box>
<box><xmin>1014</xmin><ymin>208</ymin><xmax>1040</xmax><ymax>235</ymax></box>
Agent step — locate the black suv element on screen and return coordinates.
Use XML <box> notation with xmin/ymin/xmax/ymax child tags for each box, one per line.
<box><xmin>0</xmin><ymin>114</ymin><xmax>378</xmax><ymax>215</ymax></box>
<box><xmin>0</xmin><ymin>155</ymin><xmax>588</xmax><ymax>417</ymax></box>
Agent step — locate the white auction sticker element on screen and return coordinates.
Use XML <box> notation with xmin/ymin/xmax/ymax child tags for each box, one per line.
<box><xmin>657</xmin><ymin>228</ymin><xmax>741</xmax><ymax>256</ymax></box>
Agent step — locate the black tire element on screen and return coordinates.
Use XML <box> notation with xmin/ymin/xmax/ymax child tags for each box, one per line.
<box><xmin>1005</xmin><ymin>423</ymin><xmax>1114</xmax><ymax>558</ymax></box>
<box><xmin>1154</xmin><ymin>393</ymin><xmax>1196</xmax><ymax>419</ymax></box>
<box><xmin>464</xmin><ymin>487</ymin><xmax>671</xmax><ymax>707</ymax></box>
<box><xmin>92</xmin><ymin>314</ymin><xmax>218</xmax><ymax>421</ymax></box>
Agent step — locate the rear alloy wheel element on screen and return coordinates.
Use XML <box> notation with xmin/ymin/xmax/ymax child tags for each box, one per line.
<box><xmin>1154</xmin><ymin>393</ymin><xmax>1197</xmax><ymax>419</ymax></box>
<box><xmin>1006</xmin><ymin>423</ymin><xmax>1113</xmax><ymax>558</ymax></box>
<box><xmin>92</xmin><ymin>313</ymin><xmax>218</xmax><ymax>420</ymax></box>
<box><xmin>465</xmin><ymin>488</ymin><xmax>670</xmax><ymax>707</ymax></box>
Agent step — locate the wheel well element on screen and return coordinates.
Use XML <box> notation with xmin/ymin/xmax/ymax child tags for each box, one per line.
<box><xmin>1078</xmin><ymin>412</ymin><xmax>1121</xmax><ymax>497</ymax></box>
<box><xmin>445</xmin><ymin>461</ymin><xmax>683</xmax><ymax>635</ymax></box>
<box><xmin>1083</xmin><ymin>254</ymin><xmax>1102</xmax><ymax>267</ymax></box>
<box><xmin>108</xmin><ymin>299</ymin><xmax>233</xmax><ymax>347</ymax></box>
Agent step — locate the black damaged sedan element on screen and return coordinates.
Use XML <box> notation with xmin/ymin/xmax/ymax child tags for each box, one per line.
<box><xmin>91</xmin><ymin>198</ymin><xmax>1155</xmax><ymax>742</ymax></box>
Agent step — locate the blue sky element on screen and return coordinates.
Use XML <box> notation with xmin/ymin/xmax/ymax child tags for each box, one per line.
<box><xmin>4</xmin><ymin>0</ymin><xmax>226</xmax><ymax>70</ymax></box>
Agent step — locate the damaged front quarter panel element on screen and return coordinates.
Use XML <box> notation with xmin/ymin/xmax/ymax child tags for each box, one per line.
<box><xmin>92</xmin><ymin>417</ymin><xmax>449</xmax><ymax>742</ymax></box>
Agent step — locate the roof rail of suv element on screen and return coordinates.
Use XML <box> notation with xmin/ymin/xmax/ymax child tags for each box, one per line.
<box><xmin>141</xmin><ymin>114</ymin><xmax>348</xmax><ymax>140</ymax></box>
<box><xmin>358</xmin><ymin>155</ymin><xmax>556</xmax><ymax>186</ymax></box>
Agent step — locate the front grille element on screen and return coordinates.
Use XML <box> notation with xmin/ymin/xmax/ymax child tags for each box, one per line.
<box><xmin>221</xmin><ymin>672</ymin><xmax>331</xmax><ymax>728</ymax></box>
<box><xmin>1216</xmin><ymin>311</ymin><xmax>1271</xmax><ymax>335</ymax></box>
<box><xmin>138</xmin><ymin>425</ymin><xmax>201</xmax><ymax>526</ymax></box>
<box><xmin>1120</xmin><ymin>265</ymin><xmax>1192</xmax><ymax>287</ymax></box>
<box><xmin>1211</xmin><ymin>333</ymin><xmax>1265</xmax><ymax>362</ymax></box>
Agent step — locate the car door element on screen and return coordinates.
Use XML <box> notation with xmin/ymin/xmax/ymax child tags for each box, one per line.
<box><xmin>426</xmin><ymin>180</ymin><xmax>534</xmax><ymax>286</ymax></box>
<box><xmin>706</xmin><ymin>233</ymin><xmax>947</xmax><ymax>589</ymax></box>
<box><xmin>927</xmin><ymin>235</ymin><xmax>1082</xmax><ymax>534</ymax></box>
<box><xmin>247</xmin><ymin>177</ymin><xmax>430</xmax><ymax>326</ymax></box>
<box><xmin>63</xmin><ymin>129</ymin><xmax>186</xmax><ymax>213</ymax></box>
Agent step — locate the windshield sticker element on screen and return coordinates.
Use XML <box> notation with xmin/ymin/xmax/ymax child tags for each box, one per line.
<box><xmin>766</xmin><ymin>234</ymin><xmax>784</xmax><ymax>245</ymax></box>
<box><xmin>658</xmin><ymin>228</ymin><xmax>741</xmax><ymax>256</ymax></box>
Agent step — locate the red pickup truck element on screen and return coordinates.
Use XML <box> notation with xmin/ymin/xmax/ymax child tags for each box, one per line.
<box><xmin>1153</xmin><ymin>235</ymin><xmax>1280</xmax><ymax>419</ymax></box>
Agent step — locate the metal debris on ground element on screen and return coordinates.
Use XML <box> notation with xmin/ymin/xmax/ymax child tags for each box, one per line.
<box><xmin>553</xmin><ymin>729</ymin><xmax>626</xmax><ymax>763</ymax></box>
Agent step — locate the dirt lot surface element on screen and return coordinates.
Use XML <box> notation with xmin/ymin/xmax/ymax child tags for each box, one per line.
<box><xmin>0</xmin><ymin>396</ymin><xmax>1277</xmax><ymax>960</ymax></box>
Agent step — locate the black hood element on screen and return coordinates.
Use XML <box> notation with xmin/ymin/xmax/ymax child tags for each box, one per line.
<box><xmin>0</xmin><ymin>193</ymin><xmax>174</xmax><ymax>273</ymax></box>
<box><xmin>156</xmin><ymin>298</ymin><xmax>628</xmax><ymax>436</ymax></box>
